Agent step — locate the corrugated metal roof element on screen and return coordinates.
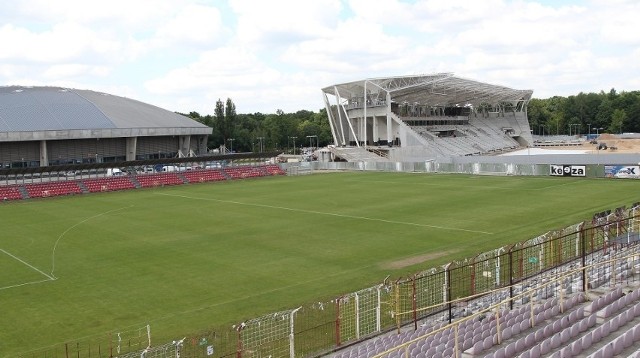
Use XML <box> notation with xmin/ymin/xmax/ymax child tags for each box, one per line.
<box><xmin>0</xmin><ymin>86</ymin><xmax>208</xmax><ymax>132</ymax></box>
<box><xmin>322</xmin><ymin>73</ymin><xmax>533</xmax><ymax>108</ymax></box>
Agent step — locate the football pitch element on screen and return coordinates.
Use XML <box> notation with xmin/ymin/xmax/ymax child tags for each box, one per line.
<box><xmin>0</xmin><ymin>171</ymin><xmax>636</xmax><ymax>356</ymax></box>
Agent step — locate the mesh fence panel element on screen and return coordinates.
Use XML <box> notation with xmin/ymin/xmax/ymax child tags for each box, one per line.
<box><xmin>239</xmin><ymin>309</ymin><xmax>296</xmax><ymax>358</ymax></box>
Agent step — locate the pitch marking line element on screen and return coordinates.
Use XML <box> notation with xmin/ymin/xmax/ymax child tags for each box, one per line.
<box><xmin>0</xmin><ymin>248</ymin><xmax>56</xmax><ymax>281</ymax></box>
<box><xmin>156</xmin><ymin>192</ymin><xmax>493</xmax><ymax>235</ymax></box>
<box><xmin>50</xmin><ymin>205</ymin><xmax>133</xmax><ymax>278</ymax></box>
<box><xmin>0</xmin><ymin>279</ymin><xmax>54</xmax><ymax>291</ymax></box>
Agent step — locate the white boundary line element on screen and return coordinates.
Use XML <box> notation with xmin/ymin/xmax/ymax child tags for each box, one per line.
<box><xmin>156</xmin><ymin>192</ymin><xmax>493</xmax><ymax>235</ymax></box>
<box><xmin>0</xmin><ymin>248</ymin><xmax>56</xmax><ymax>281</ymax></box>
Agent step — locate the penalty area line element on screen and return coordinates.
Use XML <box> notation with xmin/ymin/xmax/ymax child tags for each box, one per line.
<box><xmin>0</xmin><ymin>278</ymin><xmax>55</xmax><ymax>291</ymax></box>
<box><xmin>0</xmin><ymin>248</ymin><xmax>56</xmax><ymax>281</ymax></box>
<box><xmin>156</xmin><ymin>192</ymin><xmax>494</xmax><ymax>235</ymax></box>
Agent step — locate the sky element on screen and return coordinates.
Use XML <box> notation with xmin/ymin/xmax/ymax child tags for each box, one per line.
<box><xmin>1</xmin><ymin>0</ymin><xmax>639</xmax><ymax>115</ymax></box>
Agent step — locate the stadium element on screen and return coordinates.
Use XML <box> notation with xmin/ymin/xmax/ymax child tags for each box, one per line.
<box><xmin>1</xmin><ymin>77</ymin><xmax>640</xmax><ymax>358</ymax></box>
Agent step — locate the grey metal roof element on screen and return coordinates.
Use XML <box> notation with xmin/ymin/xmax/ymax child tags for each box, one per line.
<box><xmin>0</xmin><ymin>86</ymin><xmax>210</xmax><ymax>134</ymax></box>
<box><xmin>322</xmin><ymin>73</ymin><xmax>533</xmax><ymax>108</ymax></box>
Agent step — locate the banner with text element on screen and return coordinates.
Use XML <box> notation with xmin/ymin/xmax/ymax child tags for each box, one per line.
<box><xmin>550</xmin><ymin>165</ymin><xmax>586</xmax><ymax>177</ymax></box>
<box><xmin>605</xmin><ymin>165</ymin><xmax>640</xmax><ymax>179</ymax></box>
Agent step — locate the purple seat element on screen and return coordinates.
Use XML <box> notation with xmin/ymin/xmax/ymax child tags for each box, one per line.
<box><xmin>524</xmin><ymin>333</ymin><xmax>535</xmax><ymax>349</ymax></box>
<box><xmin>571</xmin><ymin>339</ymin><xmax>582</xmax><ymax>356</ymax></box>
<box><xmin>624</xmin><ymin>330</ymin><xmax>634</xmax><ymax>349</ymax></box>
<box><xmin>560</xmin><ymin>345</ymin><xmax>572</xmax><ymax>358</ymax></box>
<box><xmin>592</xmin><ymin>325</ymin><xmax>603</xmax><ymax>343</ymax></box>
<box><xmin>505</xmin><ymin>342</ymin><xmax>516</xmax><ymax>357</ymax></box>
<box><xmin>482</xmin><ymin>335</ymin><xmax>493</xmax><ymax>350</ymax></box>
<box><xmin>471</xmin><ymin>340</ymin><xmax>483</xmax><ymax>355</ymax></box>
<box><xmin>601</xmin><ymin>320</ymin><xmax>611</xmax><ymax>336</ymax></box>
<box><xmin>515</xmin><ymin>336</ymin><xmax>526</xmax><ymax>353</ymax></box>
<box><xmin>529</xmin><ymin>344</ymin><xmax>541</xmax><ymax>358</ymax></box>
<box><xmin>560</xmin><ymin>328</ymin><xmax>571</xmax><ymax>344</ymax></box>
<box><xmin>462</xmin><ymin>337</ymin><xmax>473</xmax><ymax>351</ymax></box>
<box><xmin>512</xmin><ymin>322</ymin><xmax>521</xmax><ymax>335</ymax></box>
<box><xmin>551</xmin><ymin>331</ymin><xmax>564</xmax><ymax>349</ymax></box>
<box><xmin>602</xmin><ymin>342</ymin><xmax>613</xmax><ymax>357</ymax></box>
<box><xmin>493</xmin><ymin>347</ymin><xmax>505</xmax><ymax>358</ymax></box>
<box><xmin>634</xmin><ymin>325</ymin><xmax>640</xmax><ymax>341</ymax></box>
<box><xmin>613</xmin><ymin>337</ymin><xmax>625</xmax><ymax>356</ymax></box>
<box><xmin>581</xmin><ymin>331</ymin><xmax>593</xmax><ymax>350</ymax></box>
<box><xmin>501</xmin><ymin>326</ymin><xmax>512</xmax><ymax>341</ymax></box>
<box><xmin>539</xmin><ymin>338</ymin><xmax>552</xmax><ymax>355</ymax></box>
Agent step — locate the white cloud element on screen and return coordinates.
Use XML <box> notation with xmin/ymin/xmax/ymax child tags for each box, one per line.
<box><xmin>154</xmin><ymin>4</ymin><xmax>229</xmax><ymax>47</ymax></box>
<box><xmin>230</xmin><ymin>0</ymin><xmax>342</xmax><ymax>48</ymax></box>
<box><xmin>0</xmin><ymin>0</ymin><xmax>638</xmax><ymax>113</ymax></box>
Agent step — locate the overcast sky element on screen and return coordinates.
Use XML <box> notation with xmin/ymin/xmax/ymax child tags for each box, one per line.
<box><xmin>1</xmin><ymin>0</ymin><xmax>638</xmax><ymax>115</ymax></box>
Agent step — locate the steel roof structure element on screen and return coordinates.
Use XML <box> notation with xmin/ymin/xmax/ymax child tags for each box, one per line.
<box><xmin>321</xmin><ymin>73</ymin><xmax>533</xmax><ymax>108</ymax></box>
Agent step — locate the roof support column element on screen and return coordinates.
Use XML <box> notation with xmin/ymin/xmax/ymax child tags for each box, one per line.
<box><xmin>372</xmin><ymin>114</ymin><xmax>378</xmax><ymax>145</ymax></box>
<box><xmin>363</xmin><ymin>81</ymin><xmax>367</xmax><ymax>149</ymax></box>
<box><xmin>386</xmin><ymin>91</ymin><xmax>392</xmax><ymax>145</ymax></box>
<box><xmin>179</xmin><ymin>135</ymin><xmax>191</xmax><ymax>157</ymax></box>
<box><xmin>126</xmin><ymin>137</ymin><xmax>137</xmax><ymax>161</ymax></box>
<box><xmin>39</xmin><ymin>140</ymin><xmax>49</xmax><ymax>167</ymax></box>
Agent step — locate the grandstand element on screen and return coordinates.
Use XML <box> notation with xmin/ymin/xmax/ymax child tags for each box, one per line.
<box><xmin>321</xmin><ymin>73</ymin><xmax>533</xmax><ymax>162</ymax></box>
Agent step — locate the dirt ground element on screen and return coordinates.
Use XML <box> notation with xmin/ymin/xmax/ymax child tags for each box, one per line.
<box><xmin>545</xmin><ymin>134</ymin><xmax>640</xmax><ymax>154</ymax></box>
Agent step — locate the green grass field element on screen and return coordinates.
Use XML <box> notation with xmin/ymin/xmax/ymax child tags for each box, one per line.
<box><xmin>0</xmin><ymin>172</ymin><xmax>637</xmax><ymax>357</ymax></box>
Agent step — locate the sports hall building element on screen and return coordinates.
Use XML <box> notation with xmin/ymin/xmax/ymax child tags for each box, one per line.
<box><xmin>0</xmin><ymin>86</ymin><xmax>211</xmax><ymax>169</ymax></box>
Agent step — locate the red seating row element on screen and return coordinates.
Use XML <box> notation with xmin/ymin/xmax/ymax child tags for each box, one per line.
<box><xmin>25</xmin><ymin>181</ymin><xmax>82</xmax><ymax>198</ymax></box>
<box><xmin>264</xmin><ymin>164</ymin><xmax>286</xmax><ymax>176</ymax></box>
<box><xmin>136</xmin><ymin>172</ymin><xmax>183</xmax><ymax>188</ymax></box>
<box><xmin>181</xmin><ymin>169</ymin><xmax>227</xmax><ymax>184</ymax></box>
<box><xmin>83</xmin><ymin>177</ymin><xmax>136</xmax><ymax>193</ymax></box>
<box><xmin>223</xmin><ymin>166</ymin><xmax>266</xmax><ymax>179</ymax></box>
<box><xmin>0</xmin><ymin>165</ymin><xmax>286</xmax><ymax>200</ymax></box>
<box><xmin>0</xmin><ymin>185</ymin><xmax>23</xmax><ymax>201</ymax></box>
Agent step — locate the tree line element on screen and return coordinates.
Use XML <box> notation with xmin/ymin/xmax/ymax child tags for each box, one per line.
<box><xmin>182</xmin><ymin>98</ymin><xmax>332</xmax><ymax>154</ymax></box>
<box><xmin>183</xmin><ymin>89</ymin><xmax>640</xmax><ymax>153</ymax></box>
<box><xmin>527</xmin><ymin>89</ymin><xmax>640</xmax><ymax>136</ymax></box>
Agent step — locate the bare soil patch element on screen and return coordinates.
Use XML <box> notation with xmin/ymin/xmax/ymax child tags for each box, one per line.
<box><xmin>381</xmin><ymin>250</ymin><xmax>458</xmax><ymax>270</ymax></box>
<box><xmin>554</xmin><ymin>137</ymin><xmax>640</xmax><ymax>153</ymax></box>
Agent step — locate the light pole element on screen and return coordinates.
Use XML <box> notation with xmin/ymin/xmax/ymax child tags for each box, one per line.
<box><xmin>306</xmin><ymin>135</ymin><xmax>317</xmax><ymax>152</ymax></box>
<box><xmin>291</xmin><ymin>136</ymin><xmax>297</xmax><ymax>155</ymax></box>
<box><xmin>569</xmin><ymin>124</ymin><xmax>579</xmax><ymax>136</ymax></box>
<box><xmin>595</xmin><ymin>127</ymin><xmax>603</xmax><ymax>136</ymax></box>
<box><xmin>228</xmin><ymin>138</ymin><xmax>234</xmax><ymax>153</ymax></box>
<box><xmin>588</xmin><ymin>123</ymin><xmax>591</xmax><ymax>137</ymax></box>
<box><xmin>257</xmin><ymin>137</ymin><xmax>264</xmax><ymax>152</ymax></box>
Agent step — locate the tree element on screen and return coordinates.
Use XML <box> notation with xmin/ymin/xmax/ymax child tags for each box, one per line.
<box><xmin>609</xmin><ymin>109</ymin><xmax>627</xmax><ymax>134</ymax></box>
<box><xmin>214</xmin><ymin>98</ymin><xmax>236</xmax><ymax>150</ymax></box>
